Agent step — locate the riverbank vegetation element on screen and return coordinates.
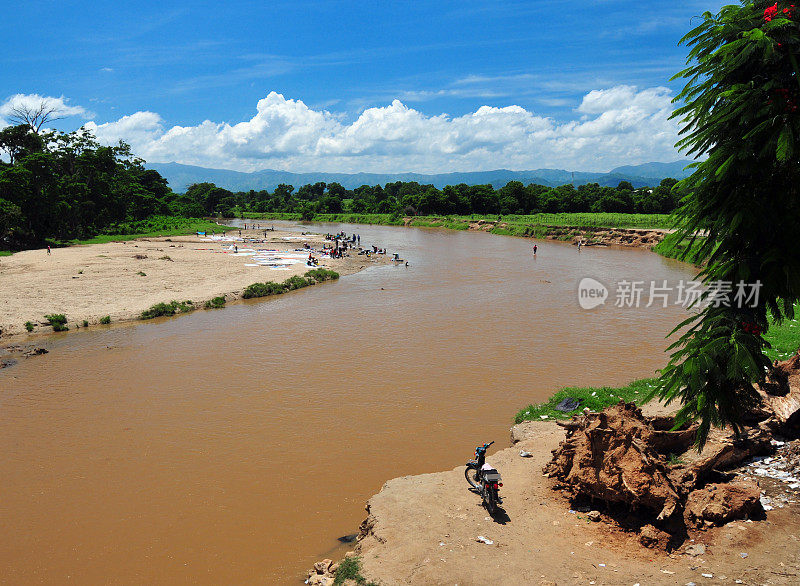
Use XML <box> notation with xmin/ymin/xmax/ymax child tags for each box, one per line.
<box><xmin>204</xmin><ymin>296</ymin><xmax>226</xmax><ymax>309</ymax></box>
<box><xmin>140</xmin><ymin>300</ymin><xmax>194</xmax><ymax>320</ymax></box>
<box><xmin>242</xmin><ymin>269</ymin><xmax>340</xmax><ymax>299</ymax></box>
<box><xmin>244</xmin><ymin>211</ymin><xmax>675</xmax><ymax>231</ymax></box>
<box><xmin>517</xmin><ymin>300</ymin><xmax>800</xmax><ymax>424</ymax></box>
<box><xmin>333</xmin><ymin>556</ymin><xmax>377</xmax><ymax>586</ymax></box>
<box><xmin>515</xmin><ymin>379</ymin><xmax>656</xmax><ymax>423</ymax></box>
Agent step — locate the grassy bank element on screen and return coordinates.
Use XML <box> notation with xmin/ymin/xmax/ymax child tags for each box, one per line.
<box><xmin>764</xmin><ymin>303</ymin><xmax>800</xmax><ymax>362</ymax></box>
<box><xmin>61</xmin><ymin>217</ymin><xmax>230</xmax><ymax>246</ymax></box>
<box><xmin>515</xmin><ymin>305</ymin><xmax>800</xmax><ymax>423</ymax></box>
<box><xmin>243</xmin><ymin>212</ymin><xmax>674</xmax><ymax>230</ymax></box>
<box><xmin>514</xmin><ymin>379</ymin><xmax>656</xmax><ymax>423</ymax></box>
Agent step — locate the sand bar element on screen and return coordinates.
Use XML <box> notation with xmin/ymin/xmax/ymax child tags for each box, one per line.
<box><xmin>0</xmin><ymin>227</ymin><xmax>387</xmax><ymax>339</ymax></box>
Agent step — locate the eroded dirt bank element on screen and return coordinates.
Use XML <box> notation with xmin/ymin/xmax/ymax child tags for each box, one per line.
<box><xmin>344</xmin><ymin>422</ymin><xmax>799</xmax><ymax>585</ymax></box>
<box><xmin>404</xmin><ymin>217</ymin><xmax>669</xmax><ymax>249</ymax></box>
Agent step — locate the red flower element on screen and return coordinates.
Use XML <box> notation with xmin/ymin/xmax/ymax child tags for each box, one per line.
<box><xmin>765</xmin><ymin>2</ymin><xmax>779</xmax><ymax>20</ymax></box>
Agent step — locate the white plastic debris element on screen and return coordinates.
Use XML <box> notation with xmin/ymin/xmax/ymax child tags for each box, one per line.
<box><xmin>701</xmin><ymin>574</ymin><xmax>713</xmax><ymax>578</ymax></box>
<box><xmin>539</xmin><ymin>415</ymin><xmax>549</xmax><ymax>420</ymax></box>
<box><xmin>476</xmin><ymin>536</ymin><xmax>493</xmax><ymax>545</ymax></box>
<box><xmin>519</xmin><ymin>450</ymin><xmax>533</xmax><ymax>458</ymax></box>
<box><xmin>740</xmin><ymin>552</ymin><xmax>748</xmax><ymax>558</ymax></box>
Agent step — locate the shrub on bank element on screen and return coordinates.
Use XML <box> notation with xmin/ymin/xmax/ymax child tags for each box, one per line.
<box><xmin>284</xmin><ymin>275</ymin><xmax>314</xmax><ymax>290</ymax></box>
<box><xmin>334</xmin><ymin>555</ymin><xmax>377</xmax><ymax>586</ymax></box>
<box><xmin>242</xmin><ymin>270</ymin><xmax>340</xmax><ymax>300</ymax></box>
<box><xmin>140</xmin><ymin>300</ymin><xmax>194</xmax><ymax>320</ymax></box>
<box><xmin>100</xmin><ymin>315</ymin><xmax>111</xmax><ymax>324</ymax></box>
<box><xmin>45</xmin><ymin>314</ymin><xmax>68</xmax><ymax>331</ymax></box>
<box><xmin>242</xmin><ymin>281</ymin><xmax>286</xmax><ymax>299</ymax></box>
<box><xmin>204</xmin><ymin>296</ymin><xmax>226</xmax><ymax>309</ymax></box>
<box><xmin>24</xmin><ymin>321</ymin><xmax>34</xmax><ymax>332</ymax></box>
<box><xmin>305</xmin><ymin>268</ymin><xmax>339</xmax><ymax>282</ymax></box>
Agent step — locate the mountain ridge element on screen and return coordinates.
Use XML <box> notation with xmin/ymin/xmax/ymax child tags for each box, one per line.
<box><xmin>146</xmin><ymin>161</ymin><xmax>693</xmax><ymax>192</ymax></box>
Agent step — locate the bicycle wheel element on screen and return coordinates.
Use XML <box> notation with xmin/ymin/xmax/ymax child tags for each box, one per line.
<box><xmin>465</xmin><ymin>466</ymin><xmax>479</xmax><ymax>489</ymax></box>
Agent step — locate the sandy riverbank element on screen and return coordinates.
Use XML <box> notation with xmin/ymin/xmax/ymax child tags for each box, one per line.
<box><xmin>0</xmin><ymin>227</ymin><xmax>389</xmax><ymax>340</ymax></box>
<box><xmin>330</xmin><ymin>418</ymin><xmax>799</xmax><ymax>586</ymax></box>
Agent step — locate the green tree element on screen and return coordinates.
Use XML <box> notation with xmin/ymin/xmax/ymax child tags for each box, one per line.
<box><xmin>653</xmin><ymin>1</ymin><xmax>800</xmax><ymax>447</ymax></box>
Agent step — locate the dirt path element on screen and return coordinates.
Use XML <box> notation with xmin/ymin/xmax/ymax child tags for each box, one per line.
<box><xmin>353</xmin><ymin>423</ymin><xmax>800</xmax><ymax>585</ymax></box>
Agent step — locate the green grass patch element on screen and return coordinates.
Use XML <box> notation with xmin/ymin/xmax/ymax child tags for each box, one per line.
<box><xmin>514</xmin><ymin>378</ymin><xmax>657</xmax><ymax>423</ymax></box>
<box><xmin>44</xmin><ymin>313</ymin><xmax>69</xmax><ymax>332</ymax></box>
<box><xmin>140</xmin><ymin>300</ymin><xmax>194</xmax><ymax>320</ymax></box>
<box><xmin>764</xmin><ymin>303</ymin><xmax>800</xmax><ymax>362</ymax></box>
<box><xmin>24</xmin><ymin>321</ymin><xmax>34</xmax><ymax>332</ymax></box>
<box><xmin>334</xmin><ymin>556</ymin><xmax>378</xmax><ymax>586</ymax></box>
<box><xmin>204</xmin><ymin>296</ymin><xmax>226</xmax><ymax>309</ymax></box>
<box><xmin>0</xmin><ymin>250</ymin><xmax>11</xmax><ymax>257</ymax></box>
<box><xmin>63</xmin><ymin>217</ymin><xmax>229</xmax><ymax>246</ymax></box>
<box><xmin>99</xmin><ymin>315</ymin><xmax>111</xmax><ymax>324</ymax></box>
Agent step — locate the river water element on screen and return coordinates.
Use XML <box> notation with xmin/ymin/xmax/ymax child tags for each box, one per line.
<box><xmin>0</xmin><ymin>221</ymin><xmax>695</xmax><ymax>584</ymax></box>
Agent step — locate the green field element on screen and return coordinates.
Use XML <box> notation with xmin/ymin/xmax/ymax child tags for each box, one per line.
<box><xmin>243</xmin><ymin>211</ymin><xmax>675</xmax><ymax>230</ymax></box>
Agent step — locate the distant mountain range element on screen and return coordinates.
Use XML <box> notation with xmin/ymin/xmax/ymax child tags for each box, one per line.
<box><xmin>146</xmin><ymin>160</ymin><xmax>693</xmax><ymax>193</ymax></box>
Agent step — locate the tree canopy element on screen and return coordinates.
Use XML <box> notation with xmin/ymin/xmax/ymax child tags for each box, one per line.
<box><xmin>653</xmin><ymin>1</ymin><xmax>800</xmax><ymax>446</ymax></box>
<box><xmin>0</xmin><ymin>126</ymin><xmax>175</xmax><ymax>249</ymax></box>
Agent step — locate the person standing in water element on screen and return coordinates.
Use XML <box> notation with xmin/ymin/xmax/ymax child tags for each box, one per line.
<box><xmin>533</xmin><ymin>244</ymin><xmax>538</xmax><ymax>255</ymax></box>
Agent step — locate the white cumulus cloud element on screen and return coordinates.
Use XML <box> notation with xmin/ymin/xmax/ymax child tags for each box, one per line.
<box><xmin>10</xmin><ymin>88</ymin><xmax>684</xmax><ymax>173</ymax></box>
<box><xmin>0</xmin><ymin>93</ymin><xmax>90</xmax><ymax>125</ymax></box>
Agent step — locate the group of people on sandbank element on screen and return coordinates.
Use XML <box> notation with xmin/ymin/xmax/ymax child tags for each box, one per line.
<box><xmin>300</xmin><ymin>231</ymin><xmax>409</xmax><ymax>266</ymax></box>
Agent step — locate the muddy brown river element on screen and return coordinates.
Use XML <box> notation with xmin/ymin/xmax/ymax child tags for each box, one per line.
<box><xmin>0</xmin><ymin>222</ymin><xmax>695</xmax><ymax>584</ymax></box>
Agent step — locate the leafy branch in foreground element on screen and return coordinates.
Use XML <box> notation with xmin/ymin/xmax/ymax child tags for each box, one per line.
<box><xmin>652</xmin><ymin>1</ymin><xmax>800</xmax><ymax>447</ymax></box>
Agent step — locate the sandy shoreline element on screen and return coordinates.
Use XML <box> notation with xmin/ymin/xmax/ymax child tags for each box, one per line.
<box><xmin>324</xmin><ymin>419</ymin><xmax>799</xmax><ymax>586</ymax></box>
<box><xmin>0</xmin><ymin>226</ymin><xmax>388</xmax><ymax>341</ymax></box>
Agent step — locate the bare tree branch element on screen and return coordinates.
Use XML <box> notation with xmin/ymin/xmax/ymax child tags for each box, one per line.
<box><xmin>8</xmin><ymin>100</ymin><xmax>63</xmax><ymax>134</ymax></box>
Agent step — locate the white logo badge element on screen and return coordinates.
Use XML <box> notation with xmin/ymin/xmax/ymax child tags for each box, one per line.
<box><xmin>578</xmin><ymin>277</ymin><xmax>608</xmax><ymax>310</ymax></box>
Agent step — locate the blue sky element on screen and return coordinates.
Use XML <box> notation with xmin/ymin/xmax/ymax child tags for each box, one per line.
<box><xmin>1</xmin><ymin>1</ymin><xmax>728</xmax><ymax>173</ymax></box>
